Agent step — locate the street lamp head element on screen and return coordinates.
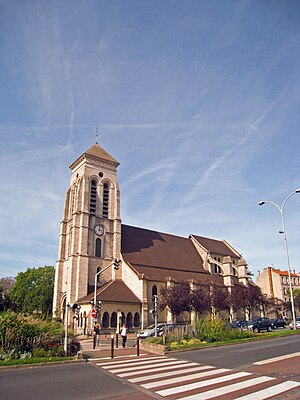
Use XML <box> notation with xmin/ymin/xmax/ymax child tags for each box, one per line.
<box><xmin>258</xmin><ymin>201</ymin><xmax>265</xmax><ymax>206</ymax></box>
<box><xmin>295</xmin><ymin>188</ymin><xmax>300</xmax><ymax>193</ymax></box>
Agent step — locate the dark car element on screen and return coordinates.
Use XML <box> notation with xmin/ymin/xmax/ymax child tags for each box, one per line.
<box><xmin>230</xmin><ymin>320</ymin><xmax>248</xmax><ymax>330</ymax></box>
<box><xmin>247</xmin><ymin>317</ymin><xmax>272</xmax><ymax>333</ymax></box>
<box><xmin>270</xmin><ymin>318</ymin><xmax>286</xmax><ymax>329</ymax></box>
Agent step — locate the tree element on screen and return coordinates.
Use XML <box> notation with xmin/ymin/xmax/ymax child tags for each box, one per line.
<box><xmin>11</xmin><ymin>266</ymin><xmax>55</xmax><ymax>317</ymax></box>
<box><xmin>210</xmin><ymin>283</ymin><xmax>230</xmax><ymax>317</ymax></box>
<box><xmin>230</xmin><ymin>283</ymin><xmax>262</xmax><ymax>319</ymax></box>
<box><xmin>0</xmin><ymin>277</ymin><xmax>15</xmax><ymax>311</ymax></box>
<box><xmin>160</xmin><ymin>281</ymin><xmax>191</xmax><ymax>320</ymax></box>
<box><xmin>190</xmin><ymin>284</ymin><xmax>211</xmax><ymax>316</ymax></box>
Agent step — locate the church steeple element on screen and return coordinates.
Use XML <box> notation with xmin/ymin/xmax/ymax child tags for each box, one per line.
<box><xmin>53</xmin><ymin>142</ymin><xmax>121</xmax><ymax>318</ymax></box>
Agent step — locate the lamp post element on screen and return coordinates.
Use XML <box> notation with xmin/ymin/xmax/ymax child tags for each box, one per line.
<box><xmin>258</xmin><ymin>188</ymin><xmax>300</xmax><ymax>330</ymax></box>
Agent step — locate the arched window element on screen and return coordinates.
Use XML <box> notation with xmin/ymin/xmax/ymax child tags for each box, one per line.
<box><xmin>126</xmin><ymin>312</ymin><xmax>133</xmax><ymax>328</ymax></box>
<box><xmin>95</xmin><ymin>238</ymin><xmax>102</xmax><ymax>258</ymax></box>
<box><xmin>111</xmin><ymin>312</ymin><xmax>117</xmax><ymax>328</ymax></box>
<box><xmin>152</xmin><ymin>285</ymin><xmax>157</xmax><ymax>297</ymax></box>
<box><xmin>119</xmin><ymin>312</ymin><xmax>125</xmax><ymax>327</ymax></box>
<box><xmin>134</xmin><ymin>312</ymin><xmax>140</xmax><ymax>327</ymax></box>
<box><xmin>103</xmin><ymin>182</ymin><xmax>109</xmax><ymax>218</ymax></box>
<box><xmin>102</xmin><ymin>312</ymin><xmax>109</xmax><ymax>328</ymax></box>
<box><xmin>90</xmin><ymin>180</ymin><xmax>97</xmax><ymax>215</ymax></box>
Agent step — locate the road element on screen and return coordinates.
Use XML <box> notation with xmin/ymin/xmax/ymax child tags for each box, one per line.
<box><xmin>172</xmin><ymin>334</ymin><xmax>300</xmax><ymax>369</ymax></box>
<box><xmin>0</xmin><ymin>335</ymin><xmax>299</xmax><ymax>399</ymax></box>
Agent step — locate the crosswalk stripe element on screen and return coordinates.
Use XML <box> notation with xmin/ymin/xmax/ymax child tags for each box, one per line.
<box><xmin>178</xmin><ymin>376</ymin><xmax>274</xmax><ymax>400</ymax></box>
<box><xmin>101</xmin><ymin>356</ymin><xmax>175</xmax><ymax>369</ymax></box>
<box><xmin>235</xmin><ymin>380</ymin><xmax>300</xmax><ymax>400</ymax></box>
<box><xmin>96</xmin><ymin>355</ymin><xmax>165</xmax><ymax>366</ymax></box>
<box><xmin>156</xmin><ymin>371</ymin><xmax>251</xmax><ymax>397</ymax></box>
<box><xmin>128</xmin><ymin>365</ymin><xmax>215</xmax><ymax>383</ymax></box>
<box><xmin>109</xmin><ymin>359</ymin><xmax>189</xmax><ymax>374</ymax></box>
<box><xmin>118</xmin><ymin>361</ymin><xmax>200</xmax><ymax>378</ymax></box>
<box><xmin>141</xmin><ymin>368</ymin><xmax>230</xmax><ymax>389</ymax></box>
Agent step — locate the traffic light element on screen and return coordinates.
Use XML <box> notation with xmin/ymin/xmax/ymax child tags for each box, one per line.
<box><xmin>72</xmin><ymin>304</ymin><xmax>81</xmax><ymax>320</ymax></box>
<box><xmin>96</xmin><ymin>300</ymin><xmax>102</xmax><ymax>312</ymax></box>
<box><xmin>113</xmin><ymin>258</ymin><xmax>121</xmax><ymax>270</ymax></box>
<box><xmin>152</xmin><ymin>295</ymin><xmax>158</xmax><ymax>313</ymax></box>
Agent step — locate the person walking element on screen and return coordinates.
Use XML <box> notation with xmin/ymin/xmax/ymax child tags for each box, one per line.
<box><xmin>94</xmin><ymin>323</ymin><xmax>101</xmax><ymax>346</ymax></box>
<box><xmin>120</xmin><ymin>324</ymin><xmax>127</xmax><ymax>348</ymax></box>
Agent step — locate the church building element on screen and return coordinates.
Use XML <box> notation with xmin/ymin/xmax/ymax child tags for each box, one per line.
<box><xmin>53</xmin><ymin>143</ymin><xmax>251</xmax><ymax>333</ymax></box>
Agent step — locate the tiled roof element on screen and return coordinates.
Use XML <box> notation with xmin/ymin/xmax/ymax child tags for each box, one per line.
<box><xmin>121</xmin><ymin>224</ymin><xmax>222</xmax><ymax>284</ymax></box>
<box><xmin>70</xmin><ymin>143</ymin><xmax>119</xmax><ymax>168</ymax></box>
<box><xmin>78</xmin><ymin>280</ymin><xmax>141</xmax><ymax>304</ymax></box>
<box><xmin>272</xmin><ymin>268</ymin><xmax>300</xmax><ymax>278</ymax></box>
<box><xmin>192</xmin><ymin>235</ymin><xmax>239</xmax><ymax>257</ymax></box>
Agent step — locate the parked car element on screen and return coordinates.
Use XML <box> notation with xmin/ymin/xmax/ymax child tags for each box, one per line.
<box><xmin>289</xmin><ymin>317</ymin><xmax>300</xmax><ymax>330</ymax></box>
<box><xmin>270</xmin><ymin>318</ymin><xmax>286</xmax><ymax>329</ymax></box>
<box><xmin>138</xmin><ymin>323</ymin><xmax>166</xmax><ymax>339</ymax></box>
<box><xmin>138</xmin><ymin>323</ymin><xmax>188</xmax><ymax>339</ymax></box>
<box><xmin>230</xmin><ymin>320</ymin><xmax>248</xmax><ymax>330</ymax></box>
<box><xmin>247</xmin><ymin>318</ymin><xmax>272</xmax><ymax>333</ymax></box>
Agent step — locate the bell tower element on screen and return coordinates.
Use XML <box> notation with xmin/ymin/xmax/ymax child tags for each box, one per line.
<box><xmin>53</xmin><ymin>143</ymin><xmax>121</xmax><ymax>318</ymax></box>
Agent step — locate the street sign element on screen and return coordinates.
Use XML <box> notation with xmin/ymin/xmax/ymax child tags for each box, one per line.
<box><xmin>91</xmin><ymin>308</ymin><xmax>96</xmax><ymax>318</ymax></box>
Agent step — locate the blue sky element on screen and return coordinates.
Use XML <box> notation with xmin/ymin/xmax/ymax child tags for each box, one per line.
<box><xmin>1</xmin><ymin>0</ymin><xmax>300</xmax><ymax>279</ymax></box>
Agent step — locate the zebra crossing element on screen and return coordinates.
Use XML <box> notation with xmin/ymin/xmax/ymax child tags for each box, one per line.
<box><xmin>96</xmin><ymin>355</ymin><xmax>300</xmax><ymax>399</ymax></box>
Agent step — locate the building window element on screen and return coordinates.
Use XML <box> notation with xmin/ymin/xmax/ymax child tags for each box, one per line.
<box><xmin>111</xmin><ymin>312</ymin><xmax>117</xmax><ymax>328</ymax></box>
<box><xmin>126</xmin><ymin>312</ymin><xmax>133</xmax><ymax>328</ymax></box>
<box><xmin>103</xmin><ymin>183</ymin><xmax>109</xmax><ymax>218</ymax></box>
<box><xmin>152</xmin><ymin>285</ymin><xmax>157</xmax><ymax>297</ymax></box>
<box><xmin>95</xmin><ymin>239</ymin><xmax>102</xmax><ymax>258</ymax></box>
<box><xmin>134</xmin><ymin>312</ymin><xmax>140</xmax><ymax>327</ymax></box>
<box><xmin>90</xmin><ymin>180</ymin><xmax>97</xmax><ymax>215</ymax></box>
<box><xmin>102</xmin><ymin>312</ymin><xmax>109</xmax><ymax>328</ymax></box>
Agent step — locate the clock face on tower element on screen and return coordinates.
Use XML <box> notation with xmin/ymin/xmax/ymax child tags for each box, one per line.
<box><xmin>94</xmin><ymin>224</ymin><xmax>104</xmax><ymax>236</ymax></box>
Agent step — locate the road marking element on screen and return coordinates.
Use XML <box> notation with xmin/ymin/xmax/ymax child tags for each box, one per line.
<box><xmin>178</xmin><ymin>376</ymin><xmax>274</xmax><ymax>400</ymax></box>
<box><xmin>118</xmin><ymin>362</ymin><xmax>200</xmax><ymax>378</ymax></box>
<box><xmin>96</xmin><ymin>355</ymin><xmax>166</xmax><ymax>367</ymax></box>
<box><xmin>101</xmin><ymin>357</ymin><xmax>178</xmax><ymax>369</ymax></box>
<box><xmin>90</xmin><ymin>353</ymin><xmax>147</xmax><ymax>361</ymax></box>
<box><xmin>107</xmin><ymin>359</ymin><xmax>189</xmax><ymax>374</ymax></box>
<box><xmin>253</xmin><ymin>351</ymin><xmax>300</xmax><ymax>365</ymax></box>
<box><xmin>156</xmin><ymin>371</ymin><xmax>251</xmax><ymax>396</ymax></box>
<box><xmin>128</xmin><ymin>365</ymin><xmax>214</xmax><ymax>383</ymax></box>
<box><xmin>236</xmin><ymin>380</ymin><xmax>300</xmax><ymax>399</ymax></box>
<box><xmin>141</xmin><ymin>368</ymin><xmax>230</xmax><ymax>389</ymax></box>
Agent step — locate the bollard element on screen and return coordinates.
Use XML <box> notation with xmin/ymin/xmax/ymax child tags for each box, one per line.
<box><xmin>111</xmin><ymin>334</ymin><xmax>114</xmax><ymax>359</ymax></box>
<box><xmin>136</xmin><ymin>334</ymin><xmax>140</xmax><ymax>356</ymax></box>
<box><xmin>115</xmin><ymin>331</ymin><xmax>119</xmax><ymax>348</ymax></box>
<box><xmin>93</xmin><ymin>333</ymin><xmax>96</xmax><ymax>350</ymax></box>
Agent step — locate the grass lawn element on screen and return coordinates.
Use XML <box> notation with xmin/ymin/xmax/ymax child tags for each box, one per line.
<box><xmin>0</xmin><ymin>356</ymin><xmax>75</xmax><ymax>367</ymax></box>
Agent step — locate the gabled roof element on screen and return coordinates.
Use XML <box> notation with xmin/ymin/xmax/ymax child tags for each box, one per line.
<box><xmin>78</xmin><ymin>280</ymin><xmax>141</xmax><ymax>304</ymax></box>
<box><xmin>70</xmin><ymin>143</ymin><xmax>119</xmax><ymax>169</ymax></box>
<box><xmin>121</xmin><ymin>224</ymin><xmax>222</xmax><ymax>284</ymax></box>
<box><xmin>191</xmin><ymin>235</ymin><xmax>240</xmax><ymax>258</ymax></box>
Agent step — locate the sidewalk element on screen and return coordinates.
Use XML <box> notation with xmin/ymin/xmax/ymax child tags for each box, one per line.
<box><xmin>78</xmin><ymin>334</ymin><xmax>151</xmax><ymax>360</ymax></box>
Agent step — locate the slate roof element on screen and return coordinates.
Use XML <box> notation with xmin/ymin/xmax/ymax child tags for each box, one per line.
<box><xmin>79</xmin><ymin>279</ymin><xmax>141</xmax><ymax>304</ymax></box>
<box><xmin>121</xmin><ymin>224</ymin><xmax>223</xmax><ymax>284</ymax></box>
<box><xmin>192</xmin><ymin>235</ymin><xmax>240</xmax><ymax>258</ymax></box>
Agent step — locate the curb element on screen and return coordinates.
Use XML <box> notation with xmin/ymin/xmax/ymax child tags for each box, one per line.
<box><xmin>0</xmin><ymin>358</ymin><xmax>86</xmax><ymax>371</ymax></box>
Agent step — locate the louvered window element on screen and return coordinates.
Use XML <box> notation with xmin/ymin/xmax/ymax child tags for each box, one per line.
<box><xmin>103</xmin><ymin>183</ymin><xmax>109</xmax><ymax>218</ymax></box>
<box><xmin>90</xmin><ymin>180</ymin><xmax>97</xmax><ymax>215</ymax></box>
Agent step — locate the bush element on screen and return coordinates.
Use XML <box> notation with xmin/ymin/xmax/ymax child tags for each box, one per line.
<box><xmin>195</xmin><ymin>317</ymin><xmax>228</xmax><ymax>342</ymax></box>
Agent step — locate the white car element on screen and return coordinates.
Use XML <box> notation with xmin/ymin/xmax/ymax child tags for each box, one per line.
<box><xmin>289</xmin><ymin>317</ymin><xmax>300</xmax><ymax>329</ymax></box>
